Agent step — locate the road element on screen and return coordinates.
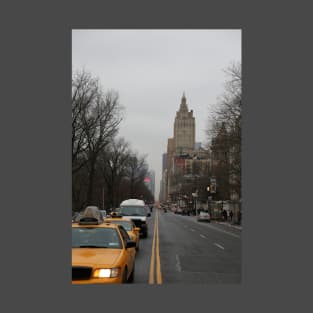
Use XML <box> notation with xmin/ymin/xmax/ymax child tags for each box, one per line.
<box><xmin>134</xmin><ymin>208</ymin><xmax>241</xmax><ymax>284</ymax></box>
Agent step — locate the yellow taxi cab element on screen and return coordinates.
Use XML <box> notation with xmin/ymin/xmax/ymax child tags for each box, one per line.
<box><xmin>72</xmin><ymin>206</ymin><xmax>136</xmax><ymax>284</ymax></box>
<box><xmin>105</xmin><ymin>212</ymin><xmax>141</xmax><ymax>250</ymax></box>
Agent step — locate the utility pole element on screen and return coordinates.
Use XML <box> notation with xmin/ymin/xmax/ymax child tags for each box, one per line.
<box><xmin>102</xmin><ymin>187</ymin><xmax>104</xmax><ymax>211</ymax></box>
<box><xmin>192</xmin><ymin>190</ymin><xmax>198</xmax><ymax>216</ymax></box>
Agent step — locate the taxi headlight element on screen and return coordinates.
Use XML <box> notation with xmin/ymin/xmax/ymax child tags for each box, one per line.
<box><xmin>93</xmin><ymin>267</ymin><xmax>121</xmax><ymax>278</ymax></box>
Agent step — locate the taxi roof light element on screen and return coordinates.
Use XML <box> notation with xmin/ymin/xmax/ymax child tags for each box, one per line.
<box><xmin>78</xmin><ymin>206</ymin><xmax>103</xmax><ymax>225</ymax></box>
<box><xmin>110</xmin><ymin>212</ymin><xmax>123</xmax><ymax>218</ymax></box>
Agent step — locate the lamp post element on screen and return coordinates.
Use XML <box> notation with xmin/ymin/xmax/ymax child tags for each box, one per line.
<box><xmin>102</xmin><ymin>187</ymin><xmax>105</xmax><ymax>211</ymax></box>
<box><xmin>207</xmin><ymin>186</ymin><xmax>212</xmax><ymax>215</ymax></box>
<box><xmin>192</xmin><ymin>191</ymin><xmax>198</xmax><ymax>216</ymax></box>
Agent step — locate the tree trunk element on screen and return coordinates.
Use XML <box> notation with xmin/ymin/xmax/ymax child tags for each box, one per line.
<box><xmin>86</xmin><ymin>156</ymin><xmax>97</xmax><ymax>205</ymax></box>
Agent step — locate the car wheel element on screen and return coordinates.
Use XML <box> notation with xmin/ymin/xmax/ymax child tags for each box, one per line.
<box><xmin>128</xmin><ymin>265</ymin><xmax>135</xmax><ymax>283</ymax></box>
<box><xmin>122</xmin><ymin>267</ymin><xmax>128</xmax><ymax>283</ymax></box>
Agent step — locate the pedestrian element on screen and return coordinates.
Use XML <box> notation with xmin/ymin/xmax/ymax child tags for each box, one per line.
<box><xmin>222</xmin><ymin>209</ymin><xmax>227</xmax><ymax>221</ymax></box>
<box><xmin>229</xmin><ymin>210</ymin><xmax>233</xmax><ymax>222</ymax></box>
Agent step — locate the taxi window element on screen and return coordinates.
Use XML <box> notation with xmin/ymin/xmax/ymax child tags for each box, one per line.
<box><xmin>119</xmin><ymin>206</ymin><xmax>146</xmax><ymax>216</ymax></box>
<box><xmin>118</xmin><ymin>226</ymin><xmax>131</xmax><ymax>244</ymax></box>
<box><xmin>72</xmin><ymin>227</ymin><xmax>122</xmax><ymax>248</ymax></box>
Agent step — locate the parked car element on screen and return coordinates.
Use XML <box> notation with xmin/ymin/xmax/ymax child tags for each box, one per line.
<box><xmin>197</xmin><ymin>211</ymin><xmax>211</xmax><ymax>222</ymax></box>
<box><xmin>99</xmin><ymin>210</ymin><xmax>107</xmax><ymax>219</ymax></box>
<box><xmin>175</xmin><ymin>208</ymin><xmax>183</xmax><ymax>215</ymax></box>
<box><xmin>72</xmin><ymin>212</ymin><xmax>84</xmax><ymax>223</ymax></box>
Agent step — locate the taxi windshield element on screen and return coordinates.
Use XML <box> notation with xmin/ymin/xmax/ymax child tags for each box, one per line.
<box><xmin>119</xmin><ymin>206</ymin><xmax>146</xmax><ymax>216</ymax></box>
<box><xmin>72</xmin><ymin>227</ymin><xmax>122</xmax><ymax>248</ymax></box>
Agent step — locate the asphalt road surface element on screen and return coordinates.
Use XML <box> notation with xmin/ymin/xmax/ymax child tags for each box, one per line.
<box><xmin>134</xmin><ymin>208</ymin><xmax>241</xmax><ymax>284</ymax></box>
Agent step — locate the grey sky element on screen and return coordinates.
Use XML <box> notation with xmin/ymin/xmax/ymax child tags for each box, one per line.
<box><xmin>72</xmin><ymin>29</ymin><xmax>241</xmax><ymax>200</ymax></box>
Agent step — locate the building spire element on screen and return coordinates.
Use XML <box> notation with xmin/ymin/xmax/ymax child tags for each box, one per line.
<box><xmin>180</xmin><ymin>92</ymin><xmax>188</xmax><ymax>111</ymax></box>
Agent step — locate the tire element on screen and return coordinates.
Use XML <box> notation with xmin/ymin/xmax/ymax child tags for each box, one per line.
<box><xmin>128</xmin><ymin>265</ymin><xmax>135</xmax><ymax>283</ymax></box>
<box><xmin>141</xmin><ymin>228</ymin><xmax>148</xmax><ymax>238</ymax></box>
<box><xmin>122</xmin><ymin>267</ymin><xmax>128</xmax><ymax>283</ymax></box>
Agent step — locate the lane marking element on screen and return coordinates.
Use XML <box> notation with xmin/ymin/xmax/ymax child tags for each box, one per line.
<box><xmin>149</xmin><ymin>209</ymin><xmax>162</xmax><ymax>284</ymax></box>
<box><xmin>175</xmin><ymin>254</ymin><xmax>182</xmax><ymax>272</ymax></box>
<box><xmin>148</xmin><ymin>212</ymin><xmax>157</xmax><ymax>284</ymax></box>
<box><xmin>214</xmin><ymin>243</ymin><xmax>225</xmax><ymax>250</ymax></box>
<box><xmin>196</xmin><ymin>222</ymin><xmax>240</xmax><ymax>239</ymax></box>
<box><xmin>156</xmin><ymin>210</ymin><xmax>162</xmax><ymax>284</ymax></box>
<box><xmin>173</xmin><ymin>214</ymin><xmax>240</xmax><ymax>238</ymax></box>
<box><xmin>200</xmin><ymin>234</ymin><xmax>206</xmax><ymax>239</ymax></box>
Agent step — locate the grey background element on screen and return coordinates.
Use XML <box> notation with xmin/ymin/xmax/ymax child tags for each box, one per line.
<box><xmin>1</xmin><ymin>0</ymin><xmax>312</xmax><ymax>312</ymax></box>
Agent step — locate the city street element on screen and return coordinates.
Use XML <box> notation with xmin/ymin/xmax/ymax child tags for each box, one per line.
<box><xmin>134</xmin><ymin>209</ymin><xmax>241</xmax><ymax>284</ymax></box>
<box><xmin>72</xmin><ymin>30</ymin><xmax>242</xmax><ymax>285</ymax></box>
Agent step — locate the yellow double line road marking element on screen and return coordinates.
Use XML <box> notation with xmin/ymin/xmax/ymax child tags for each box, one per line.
<box><xmin>148</xmin><ymin>209</ymin><xmax>162</xmax><ymax>284</ymax></box>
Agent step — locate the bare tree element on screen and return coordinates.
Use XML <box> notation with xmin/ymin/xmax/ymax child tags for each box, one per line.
<box><xmin>72</xmin><ymin>70</ymin><xmax>99</xmax><ymax>174</ymax></box>
<box><xmin>72</xmin><ymin>69</ymin><xmax>123</xmax><ymax>208</ymax></box>
<box><xmin>99</xmin><ymin>137</ymin><xmax>131</xmax><ymax>208</ymax></box>
<box><xmin>84</xmin><ymin>89</ymin><xmax>123</xmax><ymax>204</ymax></box>
<box><xmin>206</xmin><ymin>62</ymin><xmax>241</xmax><ymax>200</ymax></box>
<box><xmin>126</xmin><ymin>152</ymin><xmax>149</xmax><ymax>198</ymax></box>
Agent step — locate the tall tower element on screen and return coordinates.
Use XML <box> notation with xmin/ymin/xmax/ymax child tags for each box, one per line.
<box><xmin>174</xmin><ymin>93</ymin><xmax>195</xmax><ymax>155</ymax></box>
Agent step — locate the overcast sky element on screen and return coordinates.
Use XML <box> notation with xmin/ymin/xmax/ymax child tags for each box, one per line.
<box><xmin>72</xmin><ymin>29</ymin><xmax>241</xmax><ymax>200</ymax></box>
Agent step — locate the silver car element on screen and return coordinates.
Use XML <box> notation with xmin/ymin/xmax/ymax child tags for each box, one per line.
<box><xmin>197</xmin><ymin>211</ymin><xmax>211</xmax><ymax>222</ymax></box>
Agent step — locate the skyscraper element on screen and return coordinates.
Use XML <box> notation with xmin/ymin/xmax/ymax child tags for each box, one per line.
<box><xmin>174</xmin><ymin>92</ymin><xmax>195</xmax><ymax>155</ymax></box>
<box><xmin>165</xmin><ymin>93</ymin><xmax>197</xmax><ymax>201</ymax></box>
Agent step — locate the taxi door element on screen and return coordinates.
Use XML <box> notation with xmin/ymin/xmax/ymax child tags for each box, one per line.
<box><xmin>118</xmin><ymin>226</ymin><xmax>136</xmax><ymax>274</ymax></box>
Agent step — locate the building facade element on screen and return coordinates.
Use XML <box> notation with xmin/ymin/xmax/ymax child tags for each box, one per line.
<box><xmin>174</xmin><ymin>93</ymin><xmax>195</xmax><ymax>155</ymax></box>
<box><xmin>164</xmin><ymin>93</ymin><xmax>211</xmax><ymax>204</ymax></box>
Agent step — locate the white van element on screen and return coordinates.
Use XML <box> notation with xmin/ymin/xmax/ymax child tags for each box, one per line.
<box><xmin>119</xmin><ymin>199</ymin><xmax>150</xmax><ymax>238</ymax></box>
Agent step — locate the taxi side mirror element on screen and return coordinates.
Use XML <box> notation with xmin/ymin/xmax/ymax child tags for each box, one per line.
<box><xmin>147</xmin><ymin>213</ymin><xmax>151</xmax><ymax>217</ymax></box>
<box><xmin>125</xmin><ymin>240</ymin><xmax>136</xmax><ymax>249</ymax></box>
<box><xmin>134</xmin><ymin>227</ymin><xmax>140</xmax><ymax>232</ymax></box>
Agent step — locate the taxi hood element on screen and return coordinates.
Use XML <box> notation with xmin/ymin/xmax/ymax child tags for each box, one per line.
<box><xmin>72</xmin><ymin>248</ymin><xmax>122</xmax><ymax>267</ymax></box>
